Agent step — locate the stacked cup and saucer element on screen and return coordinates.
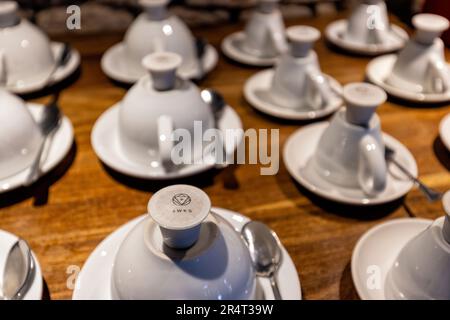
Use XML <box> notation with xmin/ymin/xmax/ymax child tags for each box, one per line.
<box><xmin>325</xmin><ymin>0</ymin><xmax>408</xmax><ymax>56</ymax></box>
<box><xmin>283</xmin><ymin>83</ymin><xmax>417</xmax><ymax>206</ymax></box>
<box><xmin>352</xmin><ymin>192</ymin><xmax>450</xmax><ymax>299</ymax></box>
<box><xmin>244</xmin><ymin>25</ymin><xmax>343</xmax><ymax>120</ymax></box>
<box><xmin>101</xmin><ymin>0</ymin><xmax>218</xmax><ymax>84</ymax></box>
<box><xmin>73</xmin><ymin>185</ymin><xmax>302</xmax><ymax>300</ymax></box>
<box><xmin>221</xmin><ymin>0</ymin><xmax>288</xmax><ymax>67</ymax></box>
<box><xmin>0</xmin><ymin>1</ymin><xmax>80</xmax><ymax>95</ymax></box>
<box><xmin>92</xmin><ymin>52</ymin><xmax>243</xmax><ymax>180</ymax></box>
<box><xmin>367</xmin><ymin>13</ymin><xmax>450</xmax><ymax>104</ymax></box>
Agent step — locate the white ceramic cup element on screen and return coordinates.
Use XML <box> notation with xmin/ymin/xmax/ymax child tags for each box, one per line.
<box><xmin>312</xmin><ymin>83</ymin><xmax>388</xmax><ymax>196</ymax></box>
<box><xmin>242</xmin><ymin>0</ymin><xmax>288</xmax><ymax>57</ymax></box>
<box><xmin>386</xmin><ymin>14</ymin><xmax>450</xmax><ymax>94</ymax></box>
<box><xmin>269</xmin><ymin>26</ymin><xmax>332</xmax><ymax>110</ymax></box>
<box><xmin>0</xmin><ymin>1</ymin><xmax>55</xmax><ymax>88</ymax></box>
<box><xmin>118</xmin><ymin>52</ymin><xmax>214</xmax><ymax>169</ymax></box>
<box><xmin>0</xmin><ymin>89</ymin><xmax>42</xmax><ymax>180</ymax></box>
<box><xmin>342</xmin><ymin>0</ymin><xmax>390</xmax><ymax>45</ymax></box>
<box><xmin>385</xmin><ymin>191</ymin><xmax>450</xmax><ymax>300</ymax></box>
<box><xmin>123</xmin><ymin>0</ymin><xmax>199</xmax><ymax>77</ymax></box>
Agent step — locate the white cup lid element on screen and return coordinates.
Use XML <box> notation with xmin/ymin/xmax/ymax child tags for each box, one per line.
<box><xmin>286</xmin><ymin>26</ymin><xmax>321</xmax><ymax>44</ymax></box>
<box><xmin>148</xmin><ymin>185</ymin><xmax>211</xmax><ymax>231</ymax></box>
<box><xmin>139</xmin><ymin>0</ymin><xmax>170</xmax><ymax>8</ymax></box>
<box><xmin>142</xmin><ymin>52</ymin><xmax>182</xmax><ymax>73</ymax></box>
<box><xmin>413</xmin><ymin>14</ymin><xmax>449</xmax><ymax>34</ymax></box>
<box><xmin>343</xmin><ymin>83</ymin><xmax>387</xmax><ymax>108</ymax></box>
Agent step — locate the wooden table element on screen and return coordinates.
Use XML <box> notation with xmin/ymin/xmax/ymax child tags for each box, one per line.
<box><xmin>1</xmin><ymin>13</ymin><xmax>449</xmax><ymax>300</ymax></box>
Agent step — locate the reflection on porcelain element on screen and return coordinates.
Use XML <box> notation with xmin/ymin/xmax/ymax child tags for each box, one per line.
<box><xmin>242</xmin><ymin>0</ymin><xmax>287</xmax><ymax>57</ymax></box>
<box><xmin>111</xmin><ymin>185</ymin><xmax>256</xmax><ymax>300</ymax></box>
<box><xmin>270</xmin><ymin>26</ymin><xmax>332</xmax><ymax>110</ymax></box>
<box><xmin>385</xmin><ymin>192</ymin><xmax>450</xmax><ymax>300</ymax></box>
<box><xmin>123</xmin><ymin>0</ymin><xmax>199</xmax><ymax>77</ymax></box>
<box><xmin>0</xmin><ymin>1</ymin><xmax>55</xmax><ymax>87</ymax></box>
<box><xmin>0</xmin><ymin>89</ymin><xmax>42</xmax><ymax>180</ymax></box>
<box><xmin>386</xmin><ymin>14</ymin><xmax>450</xmax><ymax>94</ymax></box>
<box><xmin>342</xmin><ymin>0</ymin><xmax>390</xmax><ymax>45</ymax></box>
<box><xmin>118</xmin><ymin>52</ymin><xmax>214</xmax><ymax>168</ymax></box>
<box><xmin>311</xmin><ymin>83</ymin><xmax>387</xmax><ymax>196</ymax></box>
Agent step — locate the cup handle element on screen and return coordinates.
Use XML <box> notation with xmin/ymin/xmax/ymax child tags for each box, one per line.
<box><xmin>157</xmin><ymin>115</ymin><xmax>174</xmax><ymax>170</ymax></box>
<box><xmin>306</xmin><ymin>68</ymin><xmax>332</xmax><ymax>110</ymax></box>
<box><xmin>0</xmin><ymin>50</ymin><xmax>7</xmax><ymax>87</ymax></box>
<box><xmin>428</xmin><ymin>57</ymin><xmax>450</xmax><ymax>93</ymax></box>
<box><xmin>358</xmin><ymin>135</ymin><xmax>387</xmax><ymax>196</ymax></box>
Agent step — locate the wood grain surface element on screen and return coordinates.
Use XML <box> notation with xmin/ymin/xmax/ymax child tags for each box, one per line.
<box><xmin>0</xmin><ymin>12</ymin><xmax>449</xmax><ymax>300</ymax></box>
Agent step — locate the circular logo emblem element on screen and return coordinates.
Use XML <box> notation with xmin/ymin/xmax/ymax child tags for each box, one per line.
<box><xmin>172</xmin><ymin>193</ymin><xmax>192</xmax><ymax>206</ymax></box>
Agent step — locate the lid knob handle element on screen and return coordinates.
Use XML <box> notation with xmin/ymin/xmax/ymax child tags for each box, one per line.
<box><xmin>148</xmin><ymin>185</ymin><xmax>211</xmax><ymax>249</ymax></box>
<box><xmin>258</xmin><ymin>0</ymin><xmax>279</xmax><ymax>13</ymax></box>
<box><xmin>443</xmin><ymin>192</ymin><xmax>450</xmax><ymax>244</ymax></box>
<box><xmin>286</xmin><ymin>25</ymin><xmax>321</xmax><ymax>58</ymax></box>
<box><xmin>0</xmin><ymin>1</ymin><xmax>19</xmax><ymax>28</ymax></box>
<box><xmin>142</xmin><ymin>52</ymin><xmax>182</xmax><ymax>91</ymax></box>
<box><xmin>412</xmin><ymin>14</ymin><xmax>450</xmax><ymax>45</ymax></box>
<box><xmin>139</xmin><ymin>0</ymin><xmax>169</xmax><ymax>21</ymax></box>
<box><xmin>343</xmin><ymin>83</ymin><xmax>387</xmax><ymax>126</ymax></box>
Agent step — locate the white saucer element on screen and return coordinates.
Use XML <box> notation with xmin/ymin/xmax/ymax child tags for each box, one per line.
<box><xmin>0</xmin><ymin>229</ymin><xmax>43</xmax><ymax>300</ymax></box>
<box><xmin>283</xmin><ymin>122</ymin><xmax>417</xmax><ymax>206</ymax></box>
<box><xmin>91</xmin><ymin>103</ymin><xmax>243</xmax><ymax>180</ymax></box>
<box><xmin>221</xmin><ymin>31</ymin><xmax>280</xmax><ymax>67</ymax></box>
<box><xmin>244</xmin><ymin>69</ymin><xmax>343</xmax><ymax>120</ymax></box>
<box><xmin>0</xmin><ymin>103</ymin><xmax>74</xmax><ymax>193</ymax></box>
<box><xmin>440</xmin><ymin>113</ymin><xmax>450</xmax><ymax>152</ymax></box>
<box><xmin>101</xmin><ymin>42</ymin><xmax>218</xmax><ymax>84</ymax></box>
<box><xmin>367</xmin><ymin>54</ymin><xmax>450</xmax><ymax>104</ymax></box>
<box><xmin>72</xmin><ymin>207</ymin><xmax>302</xmax><ymax>300</ymax></box>
<box><xmin>8</xmin><ymin>42</ymin><xmax>80</xmax><ymax>95</ymax></box>
<box><xmin>325</xmin><ymin>20</ymin><xmax>408</xmax><ymax>56</ymax></box>
<box><xmin>351</xmin><ymin>218</ymin><xmax>432</xmax><ymax>300</ymax></box>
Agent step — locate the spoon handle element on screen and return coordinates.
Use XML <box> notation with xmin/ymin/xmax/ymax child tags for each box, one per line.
<box><xmin>270</xmin><ymin>275</ymin><xmax>282</xmax><ymax>300</ymax></box>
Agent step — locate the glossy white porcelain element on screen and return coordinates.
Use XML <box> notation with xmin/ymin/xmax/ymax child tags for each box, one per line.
<box><xmin>118</xmin><ymin>52</ymin><xmax>214</xmax><ymax>169</ymax></box>
<box><xmin>385</xmin><ymin>192</ymin><xmax>450</xmax><ymax>300</ymax></box>
<box><xmin>73</xmin><ymin>207</ymin><xmax>302</xmax><ymax>300</ymax></box>
<box><xmin>440</xmin><ymin>113</ymin><xmax>450</xmax><ymax>152</ymax></box>
<box><xmin>0</xmin><ymin>229</ymin><xmax>43</xmax><ymax>300</ymax></box>
<box><xmin>0</xmin><ymin>1</ymin><xmax>55</xmax><ymax>88</ymax></box>
<box><xmin>312</xmin><ymin>83</ymin><xmax>388</xmax><ymax>196</ymax></box>
<box><xmin>386</xmin><ymin>14</ymin><xmax>450</xmax><ymax>94</ymax></box>
<box><xmin>244</xmin><ymin>69</ymin><xmax>343</xmax><ymax>120</ymax></box>
<box><xmin>351</xmin><ymin>218</ymin><xmax>432</xmax><ymax>300</ymax></box>
<box><xmin>241</xmin><ymin>0</ymin><xmax>287</xmax><ymax>58</ymax></box>
<box><xmin>111</xmin><ymin>185</ymin><xmax>257</xmax><ymax>300</ymax></box>
<box><xmin>270</xmin><ymin>26</ymin><xmax>333</xmax><ymax>110</ymax></box>
<box><xmin>343</xmin><ymin>0</ymin><xmax>390</xmax><ymax>45</ymax></box>
<box><xmin>116</xmin><ymin>0</ymin><xmax>200</xmax><ymax>78</ymax></box>
<box><xmin>0</xmin><ymin>89</ymin><xmax>42</xmax><ymax>180</ymax></box>
<box><xmin>0</xmin><ymin>103</ymin><xmax>73</xmax><ymax>193</ymax></box>
<box><xmin>283</xmin><ymin>122</ymin><xmax>416</xmax><ymax>205</ymax></box>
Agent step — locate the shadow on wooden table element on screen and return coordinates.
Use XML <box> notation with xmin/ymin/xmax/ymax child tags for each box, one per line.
<box><xmin>0</xmin><ymin>142</ymin><xmax>77</xmax><ymax>209</ymax></box>
<box><xmin>277</xmin><ymin>172</ymin><xmax>402</xmax><ymax>221</ymax></box>
<box><xmin>101</xmin><ymin>163</ymin><xmax>222</xmax><ymax>193</ymax></box>
<box><xmin>339</xmin><ymin>261</ymin><xmax>360</xmax><ymax>300</ymax></box>
<box><xmin>434</xmin><ymin>136</ymin><xmax>450</xmax><ymax>172</ymax></box>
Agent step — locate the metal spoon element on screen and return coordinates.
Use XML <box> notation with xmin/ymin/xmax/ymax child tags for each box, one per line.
<box><xmin>241</xmin><ymin>221</ymin><xmax>283</xmax><ymax>300</ymax></box>
<box><xmin>385</xmin><ymin>145</ymin><xmax>443</xmax><ymax>202</ymax></box>
<box><xmin>201</xmin><ymin>89</ymin><xmax>228</xmax><ymax>168</ymax></box>
<box><xmin>44</xmin><ymin>42</ymin><xmax>72</xmax><ymax>87</ymax></box>
<box><xmin>24</xmin><ymin>92</ymin><xmax>62</xmax><ymax>186</ymax></box>
<box><xmin>1</xmin><ymin>239</ymin><xmax>35</xmax><ymax>300</ymax></box>
<box><xmin>195</xmin><ymin>37</ymin><xmax>207</xmax><ymax>80</ymax></box>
